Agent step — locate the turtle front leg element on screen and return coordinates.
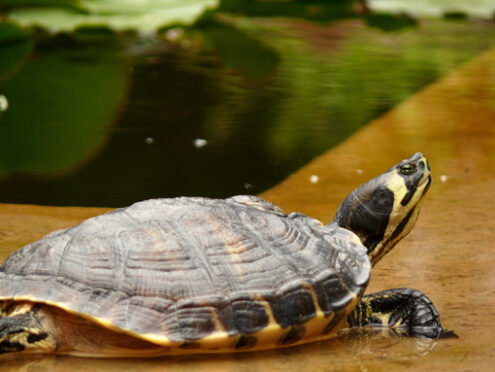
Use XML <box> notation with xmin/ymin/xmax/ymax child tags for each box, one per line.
<box><xmin>0</xmin><ymin>301</ymin><xmax>57</xmax><ymax>355</ymax></box>
<box><xmin>346</xmin><ymin>288</ymin><xmax>457</xmax><ymax>338</ymax></box>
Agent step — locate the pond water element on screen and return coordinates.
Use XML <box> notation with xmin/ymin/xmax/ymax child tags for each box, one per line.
<box><xmin>1</xmin><ymin>15</ymin><xmax>494</xmax><ymax>206</ymax></box>
<box><xmin>1</xmin><ymin>40</ymin><xmax>495</xmax><ymax>371</ymax></box>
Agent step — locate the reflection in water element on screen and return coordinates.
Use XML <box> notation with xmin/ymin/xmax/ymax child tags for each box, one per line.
<box><xmin>0</xmin><ymin>17</ymin><xmax>494</xmax><ymax>206</ymax></box>
<box><xmin>0</xmin><ymin>330</ymin><xmax>440</xmax><ymax>372</ymax></box>
<box><xmin>0</xmin><ymin>37</ymin><xmax>127</xmax><ymax>177</ymax></box>
<box><xmin>338</xmin><ymin>328</ymin><xmax>440</xmax><ymax>360</ymax></box>
<box><xmin>217</xmin><ymin>0</ymin><xmax>356</xmax><ymax>22</ymax></box>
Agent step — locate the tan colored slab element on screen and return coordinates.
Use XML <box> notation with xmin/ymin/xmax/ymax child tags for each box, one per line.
<box><xmin>2</xmin><ymin>46</ymin><xmax>495</xmax><ymax>370</ymax></box>
<box><xmin>0</xmin><ymin>204</ymin><xmax>110</xmax><ymax>262</ymax></box>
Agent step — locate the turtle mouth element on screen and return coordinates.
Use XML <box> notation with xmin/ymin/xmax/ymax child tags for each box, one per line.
<box><xmin>419</xmin><ymin>174</ymin><xmax>432</xmax><ymax>196</ymax></box>
<box><xmin>418</xmin><ymin>173</ymin><xmax>431</xmax><ymax>187</ymax></box>
<box><xmin>416</xmin><ymin>157</ymin><xmax>432</xmax><ymax>191</ymax></box>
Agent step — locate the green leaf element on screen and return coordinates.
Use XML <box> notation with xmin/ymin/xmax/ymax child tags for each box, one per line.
<box><xmin>5</xmin><ymin>0</ymin><xmax>219</xmax><ymax>33</ymax></box>
<box><xmin>368</xmin><ymin>0</ymin><xmax>495</xmax><ymax>19</ymax></box>
<box><xmin>0</xmin><ymin>0</ymin><xmax>85</xmax><ymax>13</ymax></box>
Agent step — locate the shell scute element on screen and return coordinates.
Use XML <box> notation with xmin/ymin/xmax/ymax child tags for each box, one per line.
<box><xmin>229</xmin><ymin>195</ymin><xmax>286</xmax><ymax>216</ymax></box>
<box><xmin>175</xmin><ymin>302</ymin><xmax>216</xmax><ymax>341</ymax></box>
<box><xmin>229</xmin><ymin>297</ymin><xmax>269</xmax><ymax>334</ymax></box>
<box><xmin>269</xmin><ymin>283</ymin><xmax>317</xmax><ymax>327</ymax></box>
<box><xmin>0</xmin><ymin>196</ymin><xmax>370</xmax><ymax>345</ymax></box>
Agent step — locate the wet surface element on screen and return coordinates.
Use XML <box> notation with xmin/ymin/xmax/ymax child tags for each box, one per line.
<box><xmin>1</xmin><ymin>42</ymin><xmax>495</xmax><ymax>372</ymax></box>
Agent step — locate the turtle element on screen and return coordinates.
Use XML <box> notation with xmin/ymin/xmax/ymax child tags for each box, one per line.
<box><xmin>0</xmin><ymin>152</ymin><xmax>455</xmax><ymax>357</ymax></box>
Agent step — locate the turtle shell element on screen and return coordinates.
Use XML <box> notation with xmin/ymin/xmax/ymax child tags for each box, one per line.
<box><xmin>0</xmin><ymin>196</ymin><xmax>370</xmax><ymax>352</ymax></box>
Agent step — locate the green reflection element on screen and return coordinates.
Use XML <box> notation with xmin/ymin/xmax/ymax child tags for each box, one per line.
<box><xmin>0</xmin><ymin>42</ymin><xmax>127</xmax><ymax>176</ymax></box>
<box><xmin>0</xmin><ymin>23</ymin><xmax>33</xmax><ymax>84</ymax></box>
<box><xmin>199</xmin><ymin>22</ymin><xmax>280</xmax><ymax>80</ymax></box>
<box><xmin>0</xmin><ymin>14</ymin><xmax>495</xmax><ymax>206</ymax></box>
<box><xmin>201</xmin><ymin>18</ymin><xmax>495</xmax><ymax>168</ymax></box>
<box><xmin>443</xmin><ymin>11</ymin><xmax>468</xmax><ymax>20</ymax></box>
<box><xmin>217</xmin><ymin>0</ymin><xmax>356</xmax><ymax>22</ymax></box>
<box><xmin>365</xmin><ymin>12</ymin><xmax>418</xmax><ymax>31</ymax></box>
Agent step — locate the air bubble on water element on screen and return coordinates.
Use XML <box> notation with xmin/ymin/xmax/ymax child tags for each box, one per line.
<box><xmin>165</xmin><ymin>28</ymin><xmax>183</xmax><ymax>42</ymax></box>
<box><xmin>0</xmin><ymin>95</ymin><xmax>8</xmax><ymax>112</ymax></box>
<box><xmin>244</xmin><ymin>183</ymin><xmax>253</xmax><ymax>190</ymax></box>
<box><xmin>194</xmin><ymin>138</ymin><xmax>207</xmax><ymax>148</ymax></box>
<box><xmin>309</xmin><ymin>175</ymin><xmax>319</xmax><ymax>184</ymax></box>
<box><xmin>440</xmin><ymin>175</ymin><xmax>448</xmax><ymax>183</ymax></box>
<box><xmin>356</xmin><ymin>169</ymin><xmax>363</xmax><ymax>175</ymax></box>
<box><xmin>145</xmin><ymin>137</ymin><xmax>154</xmax><ymax>144</ymax></box>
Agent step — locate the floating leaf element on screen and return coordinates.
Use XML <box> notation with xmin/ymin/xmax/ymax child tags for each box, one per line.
<box><xmin>5</xmin><ymin>0</ymin><xmax>219</xmax><ymax>33</ymax></box>
<box><xmin>368</xmin><ymin>0</ymin><xmax>495</xmax><ymax>19</ymax></box>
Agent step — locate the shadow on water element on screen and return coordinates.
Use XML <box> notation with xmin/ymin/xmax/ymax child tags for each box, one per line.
<box><xmin>0</xmin><ymin>3</ymin><xmax>495</xmax><ymax>207</ymax></box>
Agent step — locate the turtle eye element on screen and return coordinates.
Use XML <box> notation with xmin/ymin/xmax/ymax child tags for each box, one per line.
<box><xmin>399</xmin><ymin>163</ymin><xmax>416</xmax><ymax>175</ymax></box>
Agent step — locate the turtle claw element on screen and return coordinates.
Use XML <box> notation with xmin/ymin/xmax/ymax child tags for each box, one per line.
<box><xmin>347</xmin><ymin>288</ymin><xmax>456</xmax><ymax>340</ymax></box>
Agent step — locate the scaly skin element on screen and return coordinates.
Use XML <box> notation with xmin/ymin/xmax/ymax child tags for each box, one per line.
<box><xmin>346</xmin><ymin>288</ymin><xmax>457</xmax><ymax>338</ymax></box>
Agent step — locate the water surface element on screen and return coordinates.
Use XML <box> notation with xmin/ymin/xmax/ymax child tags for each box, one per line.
<box><xmin>1</xmin><ymin>17</ymin><xmax>494</xmax><ymax>206</ymax></box>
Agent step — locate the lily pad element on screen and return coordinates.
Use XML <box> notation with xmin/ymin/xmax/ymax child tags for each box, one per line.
<box><xmin>5</xmin><ymin>0</ymin><xmax>219</xmax><ymax>33</ymax></box>
<box><xmin>369</xmin><ymin>0</ymin><xmax>495</xmax><ymax>19</ymax></box>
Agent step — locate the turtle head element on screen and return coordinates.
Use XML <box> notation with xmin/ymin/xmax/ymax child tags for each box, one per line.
<box><xmin>333</xmin><ymin>153</ymin><xmax>431</xmax><ymax>266</ymax></box>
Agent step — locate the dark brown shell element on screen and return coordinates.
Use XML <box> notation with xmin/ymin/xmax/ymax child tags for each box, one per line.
<box><xmin>0</xmin><ymin>196</ymin><xmax>370</xmax><ymax>345</ymax></box>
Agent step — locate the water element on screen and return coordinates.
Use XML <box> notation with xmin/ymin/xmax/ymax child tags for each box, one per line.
<box><xmin>0</xmin><ymin>16</ymin><xmax>494</xmax><ymax>206</ymax></box>
<box><xmin>1</xmin><ymin>43</ymin><xmax>495</xmax><ymax>370</ymax></box>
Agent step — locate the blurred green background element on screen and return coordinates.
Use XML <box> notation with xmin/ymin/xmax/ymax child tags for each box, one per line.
<box><xmin>0</xmin><ymin>0</ymin><xmax>494</xmax><ymax>206</ymax></box>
